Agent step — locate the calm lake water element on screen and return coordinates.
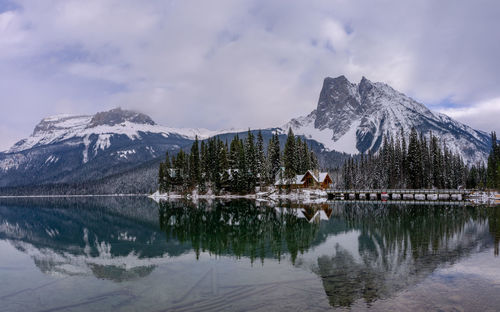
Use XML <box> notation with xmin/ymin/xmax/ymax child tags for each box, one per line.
<box><xmin>0</xmin><ymin>197</ymin><xmax>499</xmax><ymax>312</ymax></box>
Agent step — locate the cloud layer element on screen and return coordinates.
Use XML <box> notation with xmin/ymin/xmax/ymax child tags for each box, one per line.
<box><xmin>1</xmin><ymin>0</ymin><xmax>499</xmax><ymax>150</ymax></box>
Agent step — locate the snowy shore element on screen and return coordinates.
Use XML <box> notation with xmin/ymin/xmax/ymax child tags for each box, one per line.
<box><xmin>149</xmin><ymin>187</ymin><xmax>329</xmax><ymax>203</ymax></box>
<box><xmin>149</xmin><ymin>188</ymin><xmax>500</xmax><ymax>205</ymax></box>
<box><xmin>467</xmin><ymin>191</ymin><xmax>500</xmax><ymax>204</ymax></box>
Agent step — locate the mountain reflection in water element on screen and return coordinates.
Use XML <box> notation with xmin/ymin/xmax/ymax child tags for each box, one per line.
<box><xmin>159</xmin><ymin>200</ymin><xmax>498</xmax><ymax>307</ymax></box>
<box><xmin>0</xmin><ymin>197</ymin><xmax>499</xmax><ymax>311</ymax></box>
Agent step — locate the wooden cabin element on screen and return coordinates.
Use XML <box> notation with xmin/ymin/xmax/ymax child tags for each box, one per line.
<box><xmin>274</xmin><ymin>172</ymin><xmax>305</xmax><ymax>189</ymax></box>
<box><xmin>274</xmin><ymin>169</ymin><xmax>333</xmax><ymax>190</ymax></box>
<box><xmin>301</xmin><ymin>170</ymin><xmax>333</xmax><ymax>189</ymax></box>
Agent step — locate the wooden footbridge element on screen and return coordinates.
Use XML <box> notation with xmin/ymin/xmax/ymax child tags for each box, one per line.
<box><xmin>327</xmin><ymin>189</ymin><xmax>471</xmax><ymax>201</ymax></box>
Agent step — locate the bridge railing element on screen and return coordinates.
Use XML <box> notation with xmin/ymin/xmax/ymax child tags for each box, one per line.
<box><xmin>327</xmin><ymin>189</ymin><xmax>470</xmax><ymax>195</ymax></box>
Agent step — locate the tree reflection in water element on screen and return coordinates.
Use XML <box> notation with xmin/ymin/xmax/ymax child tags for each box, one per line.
<box><xmin>159</xmin><ymin>200</ymin><xmax>499</xmax><ymax>308</ymax></box>
<box><xmin>1</xmin><ymin>197</ymin><xmax>498</xmax><ymax>309</ymax></box>
<box><xmin>313</xmin><ymin>204</ymin><xmax>494</xmax><ymax>307</ymax></box>
<box><xmin>159</xmin><ymin>199</ymin><xmax>321</xmax><ymax>264</ymax></box>
<box><xmin>488</xmin><ymin>206</ymin><xmax>500</xmax><ymax>256</ymax></box>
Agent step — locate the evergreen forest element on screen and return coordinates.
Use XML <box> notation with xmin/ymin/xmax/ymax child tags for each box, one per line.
<box><xmin>340</xmin><ymin>128</ymin><xmax>498</xmax><ymax>190</ymax></box>
<box><xmin>158</xmin><ymin>129</ymin><xmax>319</xmax><ymax>194</ymax></box>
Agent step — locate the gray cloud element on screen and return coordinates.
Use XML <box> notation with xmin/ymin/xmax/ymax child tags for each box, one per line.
<box><xmin>0</xmin><ymin>0</ymin><xmax>499</xmax><ymax>150</ymax></box>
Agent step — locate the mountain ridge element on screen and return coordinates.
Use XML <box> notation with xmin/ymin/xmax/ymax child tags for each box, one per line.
<box><xmin>0</xmin><ymin>76</ymin><xmax>492</xmax><ymax>190</ymax></box>
<box><xmin>281</xmin><ymin>76</ymin><xmax>490</xmax><ymax>164</ymax></box>
<box><xmin>6</xmin><ymin>107</ymin><xmax>234</xmax><ymax>155</ymax></box>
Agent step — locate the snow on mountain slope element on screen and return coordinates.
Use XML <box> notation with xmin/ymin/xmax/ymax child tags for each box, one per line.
<box><xmin>0</xmin><ymin>77</ymin><xmax>491</xmax><ymax>190</ymax></box>
<box><xmin>0</xmin><ymin>108</ymin><xmax>248</xmax><ymax>187</ymax></box>
<box><xmin>281</xmin><ymin>76</ymin><xmax>491</xmax><ymax>164</ymax></box>
<box><xmin>7</xmin><ymin>108</ymin><xmax>232</xmax><ymax>154</ymax></box>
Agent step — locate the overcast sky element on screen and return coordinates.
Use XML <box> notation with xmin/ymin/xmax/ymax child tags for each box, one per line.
<box><xmin>1</xmin><ymin>0</ymin><xmax>499</xmax><ymax>150</ymax></box>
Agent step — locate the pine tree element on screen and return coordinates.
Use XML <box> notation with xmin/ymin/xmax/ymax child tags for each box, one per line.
<box><xmin>164</xmin><ymin>152</ymin><xmax>172</xmax><ymax>192</ymax></box>
<box><xmin>467</xmin><ymin>165</ymin><xmax>478</xmax><ymax>189</ymax></box>
<box><xmin>189</xmin><ymin>136</ymin><xmax>201</xmax><ymax>186</ymax></box>
<box><xmin>310</xmin><ymin>150</ymin><xmax>319</xmax><ymax>170</ymax></box>
<box><xmin>219</xmin><ymin>139</ymin><xmax>229</xmax><ymax>171</ymax></box>
<box><xmin>219</xmin><ymin>139</ymin><xmax>230</xmax><ymax>191</ymax></box>
<box><xmin>487</xmin><ymin>132</ymin><xmax>499</xmax><ymax>189</ymax></box>
<box><xmin>200</xmin><ymin>140</ymin><xmax>208</xmax><ymax>181</ymax></box>
<box><xmin>381</xmin><ymin>134</ymin><xmax>391</xmax><ymax>187</ymax></box>
<box><xmin>407</xmin><ymin>128</ymin><xmax>421</xmax><ymax>188</ymax></box>
<box><xmin>256</xmin><ymin>130</ymin><xmax>266</xmax><ymax>185</ymax></box>
<box><xmin>158</xmin><ymin>162</ymin><xmax>165</xmax><ymax>192</ymax></box>
<box><xmin>237</xmin><ymin>138</ymin><xmax>248</xmax><ymax>193</ymax></box>
<box><xmin>430</xmin><ymin>133</ymin><xmax>441</xmax><ymax>188</ymax></box>
<box><xmin>443</xmin><ymin>144</ymin><xmax>452</xmax><ymax>188</ymax></box>
<box><xmin>268</xmin><ymin>132</ymin><xmax>281</xmax><ymax>183</ymax></box>
<box><xmin>295</xmin><ymin>137</ymin><xmax>302</xmax><ymax>173</ymax></box>
<box><xmin>420</xmin><ymin>133</ymin><xmax>430</xmax><ymax>188</ymax></box>
<box><xmin>303</xmin><ymin>142</ymin><xmax>312</xmax><ymax>172</ymax></box>
<box><xmin>401</xmin><ymin>128</ymin><xmax>408</xmax><ymax>187</ymax></box>
<box><xmin>212</xmin><ymin>137</ymin><xmax>223</xmax><ymax>192</ymax></box>
<box><xmin>245</xmin><ymin>130</ymin><xmax>257</xmax><ymax>191</ymax></box>
<box><xmin>229</xmin><ymin>134</ymin><xmax>240</xmax><ymax>169</ymax></box>
<box><xmin>283</xmin><ymin>128</ymin><xmax>297</xmax><ymax>181</ymax></box>
<box><xmin>172</xmin><ymin>150</ymin><xmax>188</xmax><ymax>191</ymax></box>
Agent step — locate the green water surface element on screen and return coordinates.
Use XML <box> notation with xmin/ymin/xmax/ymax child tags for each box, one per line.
<box><xmin>0</xmin><ymin>197</ymin><xmax>499</xmax><ymax>311</ymax></box>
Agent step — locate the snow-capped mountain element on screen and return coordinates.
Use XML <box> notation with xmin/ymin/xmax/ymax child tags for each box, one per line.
<box><xmin>7</xmin><ymin>108</ymin><xmax>230</xmax><ymax>155</ymax></box>
<box><xmin>0</xmin><ymin>108</ymin><xmax>237</xmax><ymax>187</ymax></box>
<box><xmin>0</xmin><ymin>77</ymin><xmax>491</xmax><ymax>191</ymax></box>
<box><xmin>0</xmin><ymin>107</ymin><xmax>348</xmax><ymax>191</ymax></box>
<box><xmin>282</xmin><ymin>75</ymin><xmax>490</xmax><ymax>164</ymax></box>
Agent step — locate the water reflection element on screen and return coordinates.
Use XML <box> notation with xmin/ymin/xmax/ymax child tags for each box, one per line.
<box><xmin>311</xmin><ymin>204</ymin><xmax>493</xmax><ymax>307</ymax></box>
<box><xmin>0</xmin><ymin>197</ymin><xmax>191</xmax><ymax>282</ymax></box>
<box><xmin>158</xmin><ymin>200</ymin><xmax>497</xmax><ymax>307</ymax></box>
<box><xmin>488</xmin><ymin>206</ymin><xmax>500</xmax><ymax>256</ymax></box>
<box><xmin>0</xmin><ymin>197</ymin><xmax>499</xmax><ymax>310</ymax></box>
<box><xmin>159</xmin><ymin>200</ymin><xmax>322</xmax><ymax>263</ymax></box>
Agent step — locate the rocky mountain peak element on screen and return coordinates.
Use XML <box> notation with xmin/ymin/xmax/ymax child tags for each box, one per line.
<box><xmin>32</xmin><ymin>115</ymin><xmax>90</xmax><ymax>136</ymax></box>
<box><xmin>315</xmin><ymin>75</ymin><xmax>361</xmax><ymax>131</ymax></box>
<box><xmin>358</xmin><ymin>76</ymin><xmax>374</xmax><ymax>96</ymax></box>
<box><xmin>283</xmin><ymin>75</ymin><xmax>490</xmax><ymax>164</ymax></box>
<box><xmin>88</xmin><ymin>108</ymin><xmax>156</xmax><ymax>128</ymax></box>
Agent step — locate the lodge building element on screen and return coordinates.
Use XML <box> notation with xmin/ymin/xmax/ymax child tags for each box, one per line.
<box><xmin>275</xmin><ymin>169</ymin><xmax>333</xmax><ymax>190</ymax></box>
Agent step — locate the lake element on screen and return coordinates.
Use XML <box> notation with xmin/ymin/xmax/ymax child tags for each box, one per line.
<box><xmin>0</xmin><ymin>197</ymin><xmax>499</xmax><ymax>311</ymax></box>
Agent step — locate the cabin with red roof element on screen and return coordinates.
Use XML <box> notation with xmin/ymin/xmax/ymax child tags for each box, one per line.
<box><xmin>274</xmin><ymin>169</ymin><xmax>332</xmax><ymax>190</ymax></box>
<box><xmin>301</xmin><ymin>170</ymin><xmax>333</xmax><ymax>189</ymax></box>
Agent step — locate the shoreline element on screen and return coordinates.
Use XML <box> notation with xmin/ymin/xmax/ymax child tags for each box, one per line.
<box><xmin>0</xmin><ymin>194</ymin><xmax>146</xmax><ymax>198</ymax></box>
<box><xmin>0</xmin><ymin>190</ymin><xmax>497</xmax><ymax>205</ymax></box>
<box><xmin>148</xmin><ymin>188</ymin><xmax>330</xmax><ymax>202</ymax></box>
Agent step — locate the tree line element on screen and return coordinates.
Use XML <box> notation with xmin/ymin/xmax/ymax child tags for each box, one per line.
<box><xmin>487</xmin><ymin>131</ymin><xmax>500</xmax><ymax>189</ymax></box>
<box><xmin>341</xmin><ymin>128</ymin><xmax>491</xmax><ymax>189</ymax></box>
<box><xmin>158</xmin><ymin>129</ymin><xmax>319</xmax><ymax>194</ymax></box>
